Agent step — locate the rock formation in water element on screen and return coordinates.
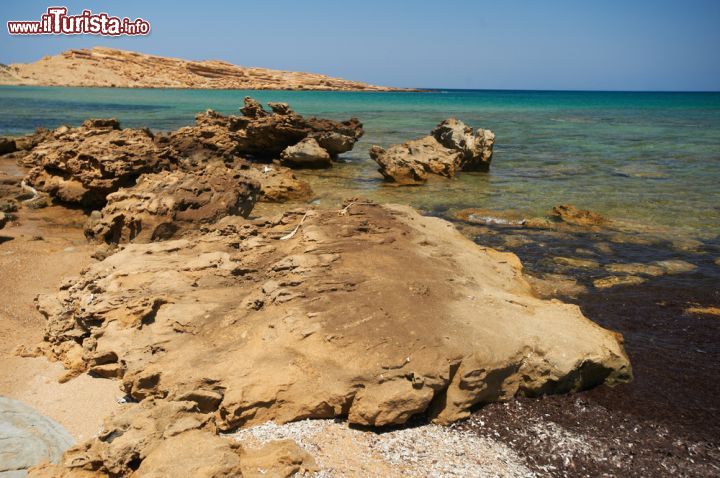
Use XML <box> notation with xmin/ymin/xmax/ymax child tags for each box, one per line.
<box><xmin>0</xmin><ymin>47</ymin><xmax>410</xmax><ymax>91</ymax></box>
<box><xmin>35</xmin><ymin>200</ymin><xmax>630</xmax><ymax>475</ymax></box>
<box><xmin>84</xmin><ymin>164</ymin><xmax>261</xmax><ymax>244</ymax></box>
<box><xmin>431</xmin><ymin>118</ymin><xmax>495</xmax><ymax>172</ymax></box>
<box><xmin>280</xmin><ymin>137</ymin><xmax>332</xmax><ymax>168</ymax></box>
<box><xmin>166</xmin><ymin>97</ymin><xmax>364</xmax><ymax>160</ymax></box>
<box><xmin>370</xmin><ymin>119</ymin><xmax>495</xmax><ymax>183</ymax></box>
<box><xmin>15</xmin><ymin>97</ymin><xmax>368</xmax><ymax>206</ymax></box>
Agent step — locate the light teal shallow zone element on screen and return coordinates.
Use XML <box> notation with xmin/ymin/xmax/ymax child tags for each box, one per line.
<box><xmin>1</xmin><ymin>86</ymin><xmax>719</xmax><ymax>239</ymax></box>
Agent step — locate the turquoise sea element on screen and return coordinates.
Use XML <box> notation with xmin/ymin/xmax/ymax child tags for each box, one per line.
<box><xmin>1</xmin><ymin>86</ymin><xmax>719</xmax><ymax>240</ymax></box>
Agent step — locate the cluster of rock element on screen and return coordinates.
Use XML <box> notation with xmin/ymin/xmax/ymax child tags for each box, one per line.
<box><xmin>32</xmin><ymin>200</ymin><xmax>630</xmax><ymax>476</ymax></box>
<box><xmin>0</xmin><ymin>103</ymin><xmax>639</xmax><ymax>477</ymax></box>
<box><xmin>370</xmin><ymin>118</ymin><xmax>495</xmax><ymax>184</ymax></box>
<box><xmin>165</xmin><ymin>97</ymin><xmax>363</xmax><ymax>168</ymax></box>
<box><xmin>0</xmin><ymin>98</ymin><xmax>370</xmax><ymax>242</ymax></box>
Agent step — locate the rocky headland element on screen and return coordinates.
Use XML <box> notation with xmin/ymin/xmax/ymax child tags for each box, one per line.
<box><xmin>0</xmin><ymin>47</ymin><xmax>411</xmax><ymax>91</ymax></box>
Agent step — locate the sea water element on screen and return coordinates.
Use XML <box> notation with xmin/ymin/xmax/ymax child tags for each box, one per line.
<box><xmin>1</xmin><ymin>86</ymin><xmax>718</xmax><ymax>240</ymax></box>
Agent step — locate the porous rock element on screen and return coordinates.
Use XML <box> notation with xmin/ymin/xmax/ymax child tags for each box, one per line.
<box><xmin>370</xmin><ymin>118</ymin><xmax>495</xmax><ymax>183</ymax></box>
<box><xmin>280</xmin><ymin>137</ymin><xmax>332</xmax><ymax>168</ymax></box>
<box><xmin>39</xmin><ymin>202</ymin><xmax>631</xmax><ymax>447</ymax></box>
<box><xmin>84</xmin><ymin>163</ymin><xmax>261</xmax><ymax>244</ymax></box>
<box><xmin>24</xmin><ymin>121</ymin><xmax>172</xmax><ymax>208</ymax></box>
<box><xmin>431</xmin><ymin>118</ymin><xmax>495</xmax><ymax>171</ymax></box>
<box><xmin>370</xmin><ymin>136</ymin><xmax>462</xmax><ymax>184</ymax></box>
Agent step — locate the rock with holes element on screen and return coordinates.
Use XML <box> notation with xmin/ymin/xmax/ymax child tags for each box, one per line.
<box><xmin>280</xmin><ymin>137</ymin><xmax>332</xmax><ymax>168</ymax></box>
<box><xmin>84</xmin><ymin>163</ymin><xmax>260</xmax><ymax>244</ymax></box>
<box><xmin>164</xmin><ymin>97</ymin><xmax>363</xmax><ymax>161</ymax></box>
<box><xmin>431</xmin><ymin>118</ymin><xmax>495</xmax><ymax>171</ymax></box>
<box><xmin>370</xmin><ymin>136</ymin><xmax>462</xmax><ymax>184</ymax></box>
<box><xmin>370</xmin><ymin>118</ymin><xmax>496</xmax><ymax>183</ymax></box>
<box><xmin>24</xmin><ymin>120</ymin><xmax>173</xmax><ymax>208</ymax></box>
<box><xmin>39</xmin><ymin>201</ymin><xmax>630</xmax><ymax>448</ymax></box>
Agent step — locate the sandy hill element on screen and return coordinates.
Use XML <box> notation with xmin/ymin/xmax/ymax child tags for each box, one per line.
<box><xmin>0</xmin><ymin>47</ymin><xmax>407</xmax><ymax>91</ymax></box>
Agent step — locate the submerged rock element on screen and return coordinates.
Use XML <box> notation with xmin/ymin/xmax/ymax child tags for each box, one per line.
<box><xmin>551</xmin><ymin>204</ymin><xmax>606</xmax><ymax>227</ymax></box>
<box><xmin>84</xmin><ymin>163</ymin><xmax>261</xmax><ymax>244</ymax></box>
<box><xmin>370</xmin><ymin>118</ymin><xmax>495</xmax><ymax>183</ymax></box>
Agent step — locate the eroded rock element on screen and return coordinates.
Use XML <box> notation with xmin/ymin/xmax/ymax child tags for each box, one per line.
<box><xmin>24</xmin><ymin>121</ymin><xmax>172</xmax><ymax>208</ymax></box>
<box><xmin>431</xmin><ymin>118</ymin><xmax>495</xmax><ymax>171</ymax></box>
<box><xmin>84</xmin><ymin>163</ymin><xmax>261</xmax><ymax>244</ymax></box>
<box><xmin>165</xmin><ymin>97</ymin><xmax>363</xmax><ymax>161</ymax></box>
<box><xmin>370</xmin><ymin>136</ymin><xmax>462</xmax><ymax>184</ymax></box>
<box><xmin>551</xmin><ymin>204</ymin><xmax>606</xmax><ymax>227</ymax></box>
<box><xmin>370</xmin><ymin>119</ymin><xmax>495</xmax><ymax>183</ymax></box>
<box><xmin>280</xmin><ymin>137</ymin><xmax>332</xmax><ymax>168</ymax></box>
<box><xmin>39</xmin><ymin>203</ymin><xmax>630</xmax><ymax>439</ymax></box>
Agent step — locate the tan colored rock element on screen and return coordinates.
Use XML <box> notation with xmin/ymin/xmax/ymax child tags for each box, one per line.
<box><xmin>553</xmin><ymin>256</ymin><xmax>600</xmax><ymax>269</ymax></box>
<box><xmin>25</xmin><ymin>122</ymin><xmax>171</xmax><ymax>208</ymax></box>
<box><xmin>653</xmin><ymin>259</ymin><xmax>697</xmax><ymax>274</ymax></box>
<box><xmin>370</xmin><ymin>136</ymin><xmax>462</xmax><ymax>184</ymax></box>
<box><xmin>593</xmin><ymin>275</ymin><xmax>646</xmax><ymax>289</ymax></box>
<box><xmin>241</xmin><ymin>164</ymin><xmax>313</xmax><ymax>203</ymax></box>
<box><xmin>39</xmin><ymin>203</ymin><xmax>630</xmax><ymax>438</ymax></box>
<box><xmin>605</xmin><ymin>262</ymin><xmax>666</xmax><ymax>276</ymax></box>
<box><xmin>0</xmin><ymin>211</ymin><xmax>6</xmax><ymax>229</ymax></box>
<box><xmin>84</xmin><ymin>164</ymin><xmax>261</xmax><ymax>244</ymax></box>
<box><xmin>0</xmin><ymin>47</ymin><xmax>409</xmax><ymax>91</ymax></box>
<box><xmin>551</xmin><ymin>204</ymin><xmax>606</xmax><ymax>227</ymax></box>
<box><xmin>431</xmin><ymin>118</ymin><xmax>495</xmax><ymax>171</ymax></box>
<box><xmin>370</xmin><ymin>119</ymin><xmax>496</xmax><ymax>183</ymax></box>
<box><xmin>280</xmin><ymin>137</ymin><xmax>332</xmax><ymax>168</ymax></box>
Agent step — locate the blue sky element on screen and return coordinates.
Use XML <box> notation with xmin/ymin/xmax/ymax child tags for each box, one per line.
<box><xmin>2</xmin><ymin>0</ymin><xmax>719</xmax><ymax>91</ymax></box>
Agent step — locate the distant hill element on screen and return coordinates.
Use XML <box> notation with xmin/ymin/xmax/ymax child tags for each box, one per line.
<box><xmin>0</xmin><ymin>47</ymin><xmax>409</xmax><ymax>91</ymax></box>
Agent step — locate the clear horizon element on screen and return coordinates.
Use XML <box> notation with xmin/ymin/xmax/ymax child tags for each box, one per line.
<box><xmin>2</xmin><ymin>0</ymin><xmax>719</xmax><ymax>92</ymax></box>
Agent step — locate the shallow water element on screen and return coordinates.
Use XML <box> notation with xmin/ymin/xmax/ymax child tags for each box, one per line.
<box><xmin>1</xmin><ymin>86</ymin><xmax>719</xmax><ymax>239</ymax></box>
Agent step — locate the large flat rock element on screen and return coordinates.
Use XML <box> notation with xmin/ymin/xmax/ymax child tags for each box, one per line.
<box><xmin>35</xmin><ymin>202</ymin><xmax>630</xmax><ymax>475</ymax></box>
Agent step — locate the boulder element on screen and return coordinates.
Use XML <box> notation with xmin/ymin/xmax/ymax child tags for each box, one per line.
<box><xmin>280</xmin><ymin>137</ymin><xmax>332</xmax><ymax>168</ymax></box>
<box><xmin>164</xmin><ymin>98</ymin><xmax>363</xmax><ymax>161</ymax></box>
<box><xmin>370</xmin><ymin>118</ymin><xmax>495</xmax><ymax>183</ymax></box>
<box><xmin>84</xmin><ymin>163</ymin><xmax>260</xmax><ymax>244</ymax></box>
<box><xmin>39</xmin><ymin>202</ymin><xmax>630</xmax><ymax>442</ymax></box>
<box><xmin>431</xmin><ymin>118</ymin><xmax>495</xmax><ymax>171</ymax></box>
<box><xmin>370</xmin><ymin>136</ymin><xmax>462</xmax><ymax>184</ymax></box>
<box><xmin>24</xmin><ymin>121</ymin><xmax>172</xmax><ymax>208</ymax></box>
